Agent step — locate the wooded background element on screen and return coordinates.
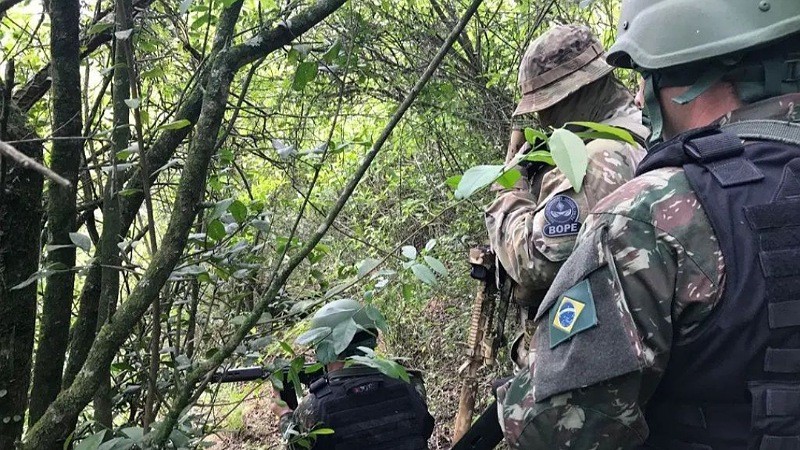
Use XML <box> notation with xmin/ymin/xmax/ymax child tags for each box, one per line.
<box><xmin>0</xmin><ymin>0</ymin><xmax>624</xmax><ymax>448</ymax></box>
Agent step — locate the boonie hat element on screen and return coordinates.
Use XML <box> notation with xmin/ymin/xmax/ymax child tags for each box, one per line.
<box><xmin>514</xmin><ymin>24</ymin><xmax>613</xmax><ymax>116</ymax></box>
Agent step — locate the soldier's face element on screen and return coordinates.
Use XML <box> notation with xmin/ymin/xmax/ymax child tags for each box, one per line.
<box><xmin>658</xmin><ymin>83</ymin><xmax>744</xmax><ymax>139</ymax></box>
<box><xmin>634</xmin><ymin>79</ymin><xmax>645</xmax><ymax>110</ymax></box>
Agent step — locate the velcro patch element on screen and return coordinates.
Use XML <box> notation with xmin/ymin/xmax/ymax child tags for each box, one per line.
<box><xmin>549</xmin><ymin>279</ymin><xmax>598</xmax><ymax>348</ymax></box>
<box><xmin>543</xmin><ymin>195</ymin><xmax>581</xmax><ymax>237</ymax></box>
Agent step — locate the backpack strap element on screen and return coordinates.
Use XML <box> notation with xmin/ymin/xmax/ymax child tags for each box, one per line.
<box><xmin>722</xmin><ymin>120</ymin><xmax>800</xmax><ymax>147</ymax></box>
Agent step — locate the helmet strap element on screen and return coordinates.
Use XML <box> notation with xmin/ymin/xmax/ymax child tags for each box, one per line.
<box><xmin>643</xmin><ymin>74</ymin><xmax>665</xmax><ymax>146</ymax></box>
<box><xmin>671</xmin><ymin>65</ymin><xmax>726</xmax><ymax>105</ymax></box>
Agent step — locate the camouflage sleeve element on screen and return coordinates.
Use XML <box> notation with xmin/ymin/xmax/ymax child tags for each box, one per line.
<box><xmin>485</xmin><ymin>139</ymin><xmax>643</xmax><ymax>301</ymax></box>
<box><xmin>498</xmin><ymin>168</ymin><xmax>723</xmax><ymax>449</ymax></box>
<box><xmin>278</xmin><ymin>395</ymin><xmax>317</xmax><ymax>446</ymax></box>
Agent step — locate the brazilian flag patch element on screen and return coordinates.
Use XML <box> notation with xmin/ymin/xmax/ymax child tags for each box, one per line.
<box><xmin>549</xmin><ymin>279</ymin><xmax>598</xmax><ymax>348</ymax></box>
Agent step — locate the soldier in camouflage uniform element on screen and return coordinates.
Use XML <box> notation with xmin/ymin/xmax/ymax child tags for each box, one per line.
<box><xmin>271</xmin><ymin>299</ymin><xmax>434</xmax><ymax>449</ymax></box>
<box><xmin>498</xmin><ymin>1</ymin><xmax>800</xmax><ymax>448</ymax></box>
<box><xmin>485</xmin><ymin>24</ymin><xmax>648</xmax><ymax>363</ymax></box>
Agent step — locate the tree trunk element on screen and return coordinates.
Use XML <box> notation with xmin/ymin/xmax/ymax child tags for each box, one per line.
<box><xmin>0</xmin><ymin>96</ymin><xmax>44</xmax><ymax>449</ymax></box>
<box><xmin>27</xmin><ymin>0</ymin><xmax>83</xmax><ymax>434</ymax></box>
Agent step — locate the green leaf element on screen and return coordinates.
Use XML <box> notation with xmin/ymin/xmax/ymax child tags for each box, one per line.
<box><xmin>178</xmin><ymin>0</ymin><xmax>193</xmax><ymax>14</ymax></box>
<box><xmin>309</xmin><ymin>428</ymin><xmax>335</xmax><ymax>436</ymax></box>
<box><xmin>141</xmin><ymin>66</ymin><xmax>165</xmax><ymax>79</ymax></box>
<box><xmin>292</xmin><ymin>61</ymin><xmax>319</xmax><ymax>91</ymax></box>
<box><xmin>445</xmin><ymin>175</ymin><xmax>462</xmax><ymax>190</ymax></box>
<box><xmin>124</xmin><ymin>98</ymin><xmax>140</xmax><ymax>109</ymax></box>
<box><xmin>548</xmin><ymin>128</ymin><xmax>589</xmax><ymax>192</ymax></box>
<box><xmin>120</xmin><ymin>427</ymin><xmax>143</xmax><ymax>441</ymax></box>
<box><xmin>69</xmin><ymin>232</ymin><xmax>92</xmax><ymax>252</ymax></box>
<box><xmin>423</xmin><ymin>255</ymin><xmax>448</xmax><ymax>276</ymax></box>
<box><xmin>88</xmin><ymin>22</ymin><xmax>114</xmax><ymax>35</ymax></box>
<box><xmin>279</xmin><ymin>341</ymin><xmax>295</xmax><ymax>356</ymax></box>
<box><xmin>524</xmin><ymin>127</ymin><xmax>547</xmax><ymax>145</ymax></box>
<box><xmin>157</xmin><ymin>119</ymin><xmax>191</xmax><ymax>131</ymax></box>
<box><xmin>568</xmin><ymin>121</ymin><xmax>637</xmax><ymax>145</ymax></box>
<box><xmin>522</xmin><ymin>150</ymin><xmax>555</xmax><ymax>165</ymax></box>
<box><xmin>410</xmin><ymin>263</ymin><xmax>437</xmax><ymax>285</ymax></box>
<box><xmin>207</xmin><ymin>220</ymin><xmax>226</xmax><ymax>241</ymax></box>
<box><xmin>495</xmin><ymin>168</ymin><xmax>521</xmax><ymax>189</ymax></box>
<box><xmin>322</xmin><ymin>40</ymin><xmax>342</xmax><ymax>64</ymax></box>
<box><xmin>210</xmin><ymin>198</ymin><xmax>234</xmax><ymax>220</ymax></box>
<box><xmin>330</xmin><ymin>318</ymin><xmax>358</xmax><ymax>354</ymax></box>
<box><xmin>295</xmin><ymin>327</ymin><xmax>331</xmax><ymax>346</ymax></box>
<box><xmin>424</xmin><ymin>239</ymin><xmax>436</xmax><ymax>251</ymax></box>
<box><xmin>402</xmin><ymin>283</ymin><xmax>413</xmax><ymax>300</ymax></box>
<box><xmin>346</xmin><ymin>354</ymin><xmax>410</xmax><ymax>382</ymax></box>
<box><xmin>228</xmin><ymin>200</ymin><xmax>247</xmax><ymax>223</ymax></box>
<box><xmin>401</xmin><ymin>245</ymin><xmax>417</xmax><ymax>260</ymax></box>
<box><xmin>454</xmin><ymin>165</ymin><xmax>504</xmax><ymax>200</ymax></box>
<box><xmin>75</xmin><ymin>431</ymin><xmax>106</xmax><ymax>450</ymax></box>
<box><xmin>364</xmin><ymin>306</ymin><xmax>388</xmax><ymax>332</ymax></box>
<box><xmin>357</xmin><ymin>258</ymin><xmax>381</xmax><ymax>278</ymax></box>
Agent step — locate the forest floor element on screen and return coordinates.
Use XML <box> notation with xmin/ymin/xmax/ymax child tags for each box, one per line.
<box><xmin>206</xmin><ymin>293</ymin><xmax>513</xmax><ymax>450</ymax></box>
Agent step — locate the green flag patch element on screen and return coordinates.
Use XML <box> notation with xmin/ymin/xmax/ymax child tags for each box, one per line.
<box><xmin>549</xmin><ymin>279</ymin><xmax>598</xmax><ymax>348</ymax></box>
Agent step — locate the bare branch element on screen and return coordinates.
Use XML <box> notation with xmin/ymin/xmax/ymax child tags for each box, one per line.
<box><xmin>0</xmin><ymin>141</ymin><xmax>71</xmax><ymax>187</ymax></box>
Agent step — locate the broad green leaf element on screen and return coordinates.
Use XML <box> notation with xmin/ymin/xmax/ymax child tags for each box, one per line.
<box><xmin>568</xmin><ymin>121</ymin><xmax>637</xmax><ymax>145</ymax></box>
<box><xmin>424</xmin><ymin>239</ymin><xmax>436</xmax><ymax>251</ymax></box>
<box><xmin>357</xmin><ymin>258</ymin><xmax>381</xmax><ymax>278</ymax></box>
<box><xmin>97</xmin><ymin>437</ymin><xmax>133</xmax><ymax>450</ymax></box>
<box><xmin>292</xmin><ymin>61</ymin><xmax>319</xmax><ymax>91</ymax></box>
<box><xmin>410</xmin><ymin>263</ymin><xmax>437</xmax><ymax>285</ymax></box>
<box><xmin>522</xmin><ymin>150</ymin><xmax>555</xmax><ymax>165</ymax></box>
<box><xmin>309</xmin><ymin>428</ymin><xmax>335</xmax><ymax>436</ymax></box>
<box><xmin>295</xmin><ymin>327</ymin><xmax>331</xmax><ymax>346</ymax></box>
<box><xmin>548</xmin><ymin>128</ymin><xmax>589</xmax><ymax>192</ymax></box>
<box><xmin>524</xmin><ymin>127</ymin><xmax>547</xmax><ymax>145</ymax></box>
<box><xmin>423</xmin><ymin>256</ymin><xmax>448</xmax><ymax>276</ymax></box>
<box><xmin>322</xmin><ymin>39</ymin><xmax>342</xmax><ymax>64</ymax></box>
<box><xmin>178</xmin><ymin>0</ymin><xmax>193</xmax><ymax>14</ymax></box>
<box><xmin>157</xmin><ymin>119</ymin><xmax>191</xmax><ymax>131</ymax></box>
<box><xmin>207</xmin><ymin>220</ymin><xmax>226</xmax><ymax>241</ymax></box>
<box><xmin>88</xmin><ymin>22</ymin><xmax>114</xmax><ymax>35</ymax></box>
<box><xmin>210</xmin><ymin>198</ymin><xmax>234</xmax><ymax>220</ymax></box>
<box><xmin>120</xmin><ymin>427</ymin><xmax>143</xmax><ymax>441</ymax></box>
<box><xmin>330</xmin><ymin>318</ymin><xmax>358</xmax><ymax>354</ymax></box>
<box><xmin>115</xmin><ymin>29</ymin><xmax>133</xmax><ymax>40</ymax></box>
<box><xmin>346</xmin><ymin>354</ymin><xmax>410</xmax><ymax>382</ymax></box>
<box><xmin>401</xmin><ymin>245</ymin><xmax>417</xmax><ymax>260</ymax></box>
<box><xmin>454</xmin><ymin>165</ymin><xmax>504</xmax><ymax>200</ymax></box>
<box><xmin>364</xmin><ymin>306</ymin><xmax>388</xmax><ymax>332</ymax></box>
<box><xmin>445</xmin><ymin>175</ymin><xmax>462</xmax><ymax>190</ymax></box>
<box><xmin>76</xmin><ymin>431</ymin><xmax>106</xmax><ymax>450</ymax></box>
<box><xmin>228</xmin><ymin>200</ymin><xmax>247</xmax><ymax>223</ymax></box>
<box><xmin>69</xmin><ymin>232</ymin><xmax>92</xmax><ymax>252</ymax></box>
<box><xmin>495</xmin><ymin>168</ymin><xmax>521</xmax><ymax>189</ymax></box>
<box><xmin>324</xmin><ymin>278</ymin><xmax>355</xmax><ymax>298</ymax></box>
<box><xmin>124</xmin><ymin>98</ymin><xmax>140</xmax><ymax>109</ymax></box>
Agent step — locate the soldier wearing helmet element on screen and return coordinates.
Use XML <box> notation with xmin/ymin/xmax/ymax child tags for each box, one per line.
<box><xmin>498</xmin><ymin>2</ymin><xmax>800</xmax><ymax>449</ymax></box>
<box><xmin>270</xmin><ymin>299</ymin><xmax>434</xmax><ymax>449</ymax></box>
<box><xmin>485</xmin><ymin>24</ymin><xmax>647</xmax><ymax>365</ymax></box>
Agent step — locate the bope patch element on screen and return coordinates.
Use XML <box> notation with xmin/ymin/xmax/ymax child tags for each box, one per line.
<box><xmin>543</xmin><ymin>195</ymin><xmax>580</xmax><ymax>237</ymax></box>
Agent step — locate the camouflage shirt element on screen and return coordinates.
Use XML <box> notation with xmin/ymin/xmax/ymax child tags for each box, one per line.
<box><xmin>278</xmin><ymin>366</ymin><xmax>428</xmax><ymax>449</ymax></box>
<box><xmin>498</xmin><ymin>95</ymin><xmax>800</xmax><ymax>449</ymax></box>
<box><xmin>485</xmin><ymin>103</ymin><xmax>647</xmax><ymax>310</ymax></box>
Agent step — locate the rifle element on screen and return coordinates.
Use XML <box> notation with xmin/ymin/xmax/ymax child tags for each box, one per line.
<box><xmin>452</xmin><ymin>247</ymin><xmax>512</xmax><ymax>444</ymax></box>
<box><xmin>210</xmin><ymin>364</ymin><xmax>325</xmax><ymax>409</ymax></box>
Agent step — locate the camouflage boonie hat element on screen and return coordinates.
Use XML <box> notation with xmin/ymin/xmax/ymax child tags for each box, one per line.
<box><xmin>514</xmin><ymin>24</ymin><xmax>613</xmax><ymax>116</ymax></box>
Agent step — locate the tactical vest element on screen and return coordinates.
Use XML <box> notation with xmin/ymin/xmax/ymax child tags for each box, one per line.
<box><xmin>636</xmin><ymin>121</ymin><xmax>800</xmax><ymax>450</ymax></box>
<box><xmin>306</xmin><ymin>366</ymin><xmax>435</xmax><ymax>450</ymax></box>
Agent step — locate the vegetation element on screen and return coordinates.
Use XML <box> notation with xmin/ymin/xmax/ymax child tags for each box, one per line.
<box><xmin>0</xmin><ymin>0</ymin><xmax>626</xmax><ymax>448</ymax></box>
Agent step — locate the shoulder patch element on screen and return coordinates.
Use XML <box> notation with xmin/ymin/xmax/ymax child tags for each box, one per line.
<box><xmin>549</xmin><ymin>279</ymin><xmax>598</xmax><ymax>348</ymax></box>
<box><xmin>543</xmin><ymin>195</ymin><xmax>581</xmax><ymax>237</ymax></box>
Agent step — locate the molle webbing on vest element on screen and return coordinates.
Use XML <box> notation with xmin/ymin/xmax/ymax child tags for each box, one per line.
<box><xmin>635</xmin><ymin>126</ymin><xmax>800</xmax><ymax>450</ymax></box>
<box><xmin>310</xmin><ymin>369</ymin><xmax>433</xmax><ymax>450</ymax></box>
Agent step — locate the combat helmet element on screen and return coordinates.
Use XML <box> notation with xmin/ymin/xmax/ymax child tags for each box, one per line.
<box><xmin>296</xmin><ymin>298</ymin><xmax>386</xmax><ymax>364</ymax></box>
<box><xmin>514</xmin><ymin>24</ymin><xmax>613</xmax><ymax>116</ymax></box>
<box><xmin>607</xmin><ymin>0</ymin><xmax>800</xmax><ymax>142</ymax></box>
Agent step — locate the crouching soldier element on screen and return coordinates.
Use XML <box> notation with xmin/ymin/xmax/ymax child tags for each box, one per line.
<box><xmin>270</xmin><ymin>299</ymin><xmax>435</xmax><ymax>449</ymax></box>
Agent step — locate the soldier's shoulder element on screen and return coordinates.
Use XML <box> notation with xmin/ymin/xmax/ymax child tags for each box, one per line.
<box><xmin>592</xmin><ymin>166</ymin><xmax>698</xmax><ymax>227</ymax></box>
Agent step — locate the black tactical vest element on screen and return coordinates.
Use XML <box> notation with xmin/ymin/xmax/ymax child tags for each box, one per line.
<box><xmin>635</xmin><ymin>122</ymin><xmax>800</xmax><ymax>450</ymax></box>
<box><xmin>306</xmin><ymin>366</ymin><xmax>435</xmax><ymax>450</ymax></box>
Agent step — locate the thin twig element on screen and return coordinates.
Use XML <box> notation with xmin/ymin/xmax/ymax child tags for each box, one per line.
<box><xmin>0</xmin><ymin>140</ymin><xmax>72</xmax><ymax>187</ymax></box>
